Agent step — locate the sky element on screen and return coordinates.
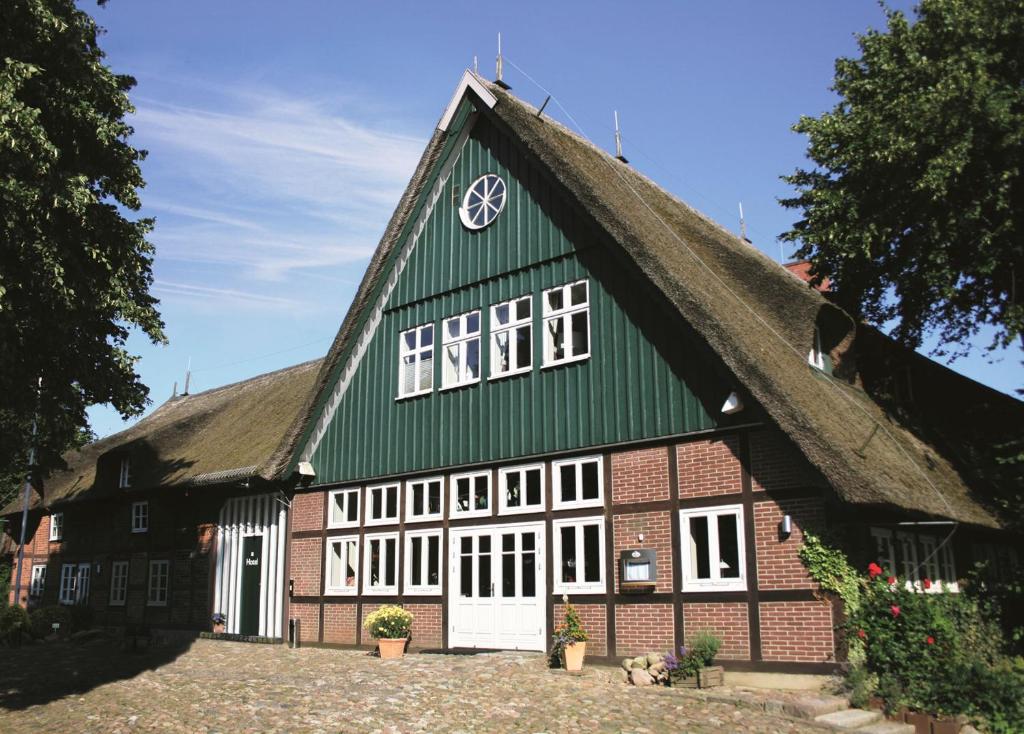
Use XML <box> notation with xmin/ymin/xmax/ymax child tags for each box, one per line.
<box><xmin>85</xmin><ymin>0</ymin><xmax>1021</xmax><ymax>438</ymax></box>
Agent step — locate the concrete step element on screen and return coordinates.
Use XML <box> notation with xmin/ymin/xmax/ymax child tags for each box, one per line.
<box><xmin>856</xmin><ymin>721</ymin><xmax>916</xmax><ymax>734</ymax></box>
<box><xmin>782</xmin><ymin>695</ymin><xmax>850</xmax><ymax>720</ymax></box>
<box><xmin>815</xmin><ymin>708</ymin><xmax>883</xmax><ymax>730</ymax></box>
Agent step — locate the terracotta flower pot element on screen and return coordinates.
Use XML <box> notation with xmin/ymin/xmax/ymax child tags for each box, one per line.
<box><xmin>213</xmin><ymin>623</ymin><xmax>225</xmax><ymax>635</ymax></box>
<box><xmin>563</xmin><ymin>641</ymin><xmax>586</xmax><ymax>671</ymax></box>
<box><xmin>377</xmin><ymin>637</ymin><xmax>406</xmax><ymax>659</ymax></box>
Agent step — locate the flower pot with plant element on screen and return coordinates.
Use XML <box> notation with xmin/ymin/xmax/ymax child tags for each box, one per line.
<box><xmin>664</xmin><ymin>631</ymin><xmax>722</xmax><ymax>688</ymax></box>
<box><xmin>362</xmin><ymin>605</ymin><xmax>413</xmax><ymax>659</ymax></box>
<box><xmin>551</xmin><ymin>596</ymin><xmax>589</xmax><ymax>672</ymax></box>
<box><xmin>211</xmin><ymin>612</ymin><xmax>226</xmax><ymax>634</ymax></box>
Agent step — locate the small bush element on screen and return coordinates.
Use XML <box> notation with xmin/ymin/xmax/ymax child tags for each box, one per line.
<box><xmin>0</xmin><ymin>604</ymin><xmax>30</xmax><ymax>645</ymax></box>
<box><xmin>361</xmin><ymin>604</ymin><xmax>412</xmax><ymax>640</ymax></box>
<box><xmin>689</xmin><ymin>630</ymin><xmax>722</xmax><ymax>666</ymax></box>
<box><xmin>29</xmin><ymin>605</ymin><xmax>72</xmax><ymax>639</ymax></box>
<box><xmin>664</xmin><ymin>631</ymin><xmax>723</xmax><ymax>682</ymax></box>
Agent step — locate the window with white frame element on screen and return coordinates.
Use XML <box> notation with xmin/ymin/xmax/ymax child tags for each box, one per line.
<box><xmin>542</xmin><ymin>280</ymin><xmax>590</xmax><ymax>366</ymax></box>
<box><xmin>75</xmin><ymin>563</ymin><xmax>91</xmax><ymax>604</ymax></box>
<box><xmin>680</xmin><ymin>505</ymin><xmax>746</xmax><ymax>591</ymax></box>
<box><xmin>405</xmin><ymin>477</ymin><xmax>443</xmax><ymax>522</ymax></box>
<box><xmin>363</xmin><ymin>533</ymin><xmax>398</xmax><ymax>594</ymax></box>
<box><xmin>552</xmin><ymin>456</ymin><xmax>603</xmax><ymax>510</ymax></box>
<box><xmin>490</xmin><ymin>295</ymin><xmax>532</xmax><ymax>378</ymax></box>
<box><xmin>404</xmin><ymin>530</ymin><xmax>441</xmax><ymax>594</ymax></box>
<box><xmin>442</xmin><ymin>311</ymin><xmax>481</xmax><ymax>389</ymax></box>
<box><xmin>808</xmin><ymin>327</ymin><xmax>826</xmax><ymax>370</ymax></box>
<box><xmin>59</xmin><ymin>564</ymin><xmax>76</xmax><ymax>605</ymax></box>
<box><xmin>451</xmin><ymin>471</ymin><xmax>491</xmax><ymax>518</ymax></box>
<box><xmin>325</xmin><ymin>536</ymin><xmax>359</xmax><ymax>595</ymax></box>
<box><xmin>872</xmin><ymin>527</ymin><xmax>959</xmax><ymax>592</ymax></box>
<box><xmin>327</xmin><ymin>488</ymin><xmax>360</xmax><ymax>528</ymax></box>
<box><xmin>918</xmin><ymin>534</ymin><xmax>959</xmax><ymax>592</ymax></box>
<box><xmin>109</xmin><ymin>560</ymin><xmax>129</xmax><ymax>606</ymax></box>
<box><xmin>896</xmin><ymin>531</ymin><xmax>920</xmax><ymax>582</ymax></box>
<box><xmin>871</xmin><ymin>527</ymin><xmax>897</xmax><ymax>575</ymax></box>
<box><xmin>119</xmin><ymin>456</ymin><xmax>132</xmax><ymax>488</ymax></box>
<box><xmin>553</xmin><ymin>518</ymin><xmax>605</xmax><ymax>593</ymax></box>
<box><xmin>499</xmin><ymin>464</ymin><xmax>545</xmax><ymax>514</ymax></box>
<box><xmin>49</xmin><ymin>512</ymin><xmax>63</xmax><ymax>541</ymax></box>
<box><xmin>398</xmin><ymin>323</ymin><xmax>434</xmax><ymax>398</ymax></box>
<box><xmin>147</xmin><ymin>560</ymin><xmax>169</xmax><ymax>606</ymax></box>
<box><xmin>29</xmin><ymin>564</ymin><xmax>46</xmax><ymax>598</ymax></box>
<box><xmin>132</xmin><ymin>501</ymin><xmax>148</xmax><ymax>533</ymax></box>
<box><xmin>365</xmin><ymin>483</ymin><xmax>399</xmax><ymax>525</ymax></box>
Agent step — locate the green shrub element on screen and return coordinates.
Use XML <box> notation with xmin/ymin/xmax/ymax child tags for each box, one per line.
<box><xmin>29</xmin><ymin>605</ymin><xmax>72</xmax><ymax>639</ymax></box>
<box><xmin>965</xmin><ymin>561</ymin><xmax>1024</xmax><ymax>657</ymax></box>
<box><xmin>688</xmin><ymin>630</ymin><xmax>722</xmax><ymax>667</ymax></box>
<box><xmin>0</xmin><ymin>604</ymin><xmax>30</xmax><ymax>645</ymax></box>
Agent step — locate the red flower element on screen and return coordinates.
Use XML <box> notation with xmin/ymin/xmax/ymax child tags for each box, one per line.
<box><xmin>926</xmin><ymin>636</ymin><xmax>935</xmax><ymax>645</ymax></box>
<box><xmin>867</xmin><ymin>563</ymin><xmax>883</xmax><ymax>579</ymax></box>
<box><xmin>887</xmin><ymin>576</ymin><xmax>897</xmax><ymax>585</ymax></box>
<box><xmin>857</xmin><ymin>629</ymin><xmax>867</xmax><ymax>639</ymax></box>
<box><xmin>890</xmin><ymin>605</ymin><xmax>901</xmax><ymax>617</ymax></box>
<box><xmin>923</xmin><ymin>578</ymin><xmax>932</xmax><ymax>590</ymax></box>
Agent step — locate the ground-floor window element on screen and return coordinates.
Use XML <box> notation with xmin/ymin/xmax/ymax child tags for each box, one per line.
<box><xmin>871</xmin><ymin>527</ymin><xmax>958</xmax><ymax>591</ymax></box>
<box><xmin>680</xmin><ymin>505</ymin><xmax>746</xmax><ymax>592</ymax></box>
<box><xmin>325</xmin><ymin>536</ymin><xmax>359</xmax><ymax>594</ymax></box>
<box><xmin>147</xmin><ymin>560</ymin><xmax>169</xmax><ymax>606</ymax></box>
<box><xmin>29</xmin><ymin>564</ymin><xmax>46</xmax><ymax>598</ymax></box>
<box><xmin>553</xmin><ymin>517</ymin><xmax>605</xmax><ymax>593</ymax></box>
<box><xmin>109</xmin><ymin>560</ymin><xmax>129</xmax><ymax>606</ymax></box>
<box><xmin>59</xmin><ymin>563</ymin><xmax>91</xmax><ymax>605</ymax></box>
<box><xmin>363</xmin><ymin>533</ymin><xmax>398</xmax><ymax>594</ymax></box>
<box><xmin>973</xmin><ymin>542</ymin><xmax>1019</xmax><ymax>582</ymax></box>
<box><xmin>404</xmin><ymin>530</ymin><xmax>441</xmax><ymax>594</ymax></box>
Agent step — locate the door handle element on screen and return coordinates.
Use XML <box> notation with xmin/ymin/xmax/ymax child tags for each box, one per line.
<box><xmin>491</xmin><ymin>582</ymin><xmax>494</xmax><ymax>595</ymax></box>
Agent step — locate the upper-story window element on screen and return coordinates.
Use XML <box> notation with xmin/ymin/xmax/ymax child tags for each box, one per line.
<box><xmin>131</xmin><ymin>501</ymin><xmax>148</xmax><ymax>533</ymax></box>
<box><xmin>119</xmin><ymin>457</ymin><xmax>132</xmax><ymax>488</ymax></box>
<box><xmin>49</xmin><ymin>512</ymin><xmax>64</xmax><ymax>542</ymax></box>
<box><xmin>451</xmin><ymin>470</ymin><xmax>491</xmax><ymax>518</ymax></box>
<box><xmin>29</xmin><ymin>565</ymin><xmax>46</xmax><ymax>598</ymax></box>
<box><xmin>328</xmin><ymin>488</ymin><xmax>360</xmax><ymax>529</ymax></box>
<box><xmin>405</xmin><ymin>477</ymin><xmax>443</xmax><ymax>522</ymax></box>
<box><xmin>543</xmin><ymin>280</ymin><xmax>590</xmax><ymax>366</ymax></box>
<box><xmin>365</xmin><ymin>483</ymin><xmax>400</xmax><ymax>526</ymax></box>
<box><xmin>442</xmin><ymin>311</ymin><xmax>481</xmax><ymax>389</ymax></box>
<box><xmin>363</xmin><ymin>533</ymin><xmax>399</xmax><ymax>595</ymax></box>
<box><xmin>398</xmin><ymin>324</ymin><xmax>434</xmax><ymax>398</ymax></box>
<box><xmin>552</xmin><ymin>456</ymin><xmax>603</xmax><ymax>510</ymax></box>
<box><xmin>490</xmin><ymin>296</ymin><xmax>532</xmax><ymax>378</ymax></box>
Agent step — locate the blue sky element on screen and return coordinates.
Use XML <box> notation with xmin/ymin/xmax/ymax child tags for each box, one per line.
<box><xmin>87</xmin><ymin>0</ymin><xmax>1021</xmax><ymax>438</ymax></box>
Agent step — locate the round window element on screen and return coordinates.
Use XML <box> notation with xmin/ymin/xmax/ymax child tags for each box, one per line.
<box><xmin>459</xmin><ymin>174</ymin><xmax>507</xmax><ymax>230</ymax></box>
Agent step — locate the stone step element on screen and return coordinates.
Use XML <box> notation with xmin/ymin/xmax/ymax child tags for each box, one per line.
<box><xmin>856</xmin><ymin>721</ymin><xmax>916</xmax><ymax>734</ymax></box>
<box><xmin>814</xmin><ymin>708</ymin><xmax>883</xmax><ymax>730</ymax></box>
<box><xmin>782</xmin><ymin>695</ymin><xmax>850</xmax><ymax>720</ymax></box>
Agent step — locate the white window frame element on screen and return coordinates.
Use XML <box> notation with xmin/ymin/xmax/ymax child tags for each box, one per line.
<box><xmin>679</xmin><ymin>504</ymin><xmax>747</xmax><ymax>592</ymax></box>
<box><xmin>119</xmin><ymin>456</ymin><xmax>132</xmax><ymax>488</ymax></box>
<box><xmin>324</xmin><ymin>535</ymin><xmax>360</xmax><ymax>596</ymax></box>
<box><xmin>75</xmin><ymin>563</ymin><xmax>91</xmax><ymax>604</ymax></box>
<box><xmin>896</xmin><ymin>531</ymin><xmax>920</xmax><ymax>584</ymax></box>
<box><xmin>362</xmin><ymin>532</ymin><xmax>399</xmax><ymax>595</ymax></box>
<box><xmin>49</xmin><ymin>512</ymin><xmax>63</xmax><ymax>542</ymax></box>
<box><xmin>147</xmin><ymin>560</ymin><xmax>169</xmax><ymax>607</ymax></box>
<box><xmin>542</xmin><ymin>279</ymin><xmax>591</xmax><ymax>367</ymax></box>
<box><xmin>109</xmin><ymin>560</ymin><xmax>129</xmax><ymax>606</ymax></box>
<box><xmin>404</xmin><ymin>476</ymin><xmax>444</xmax><ymax>523</ymax></box>
<box><xmin>404</xmin><ymin>529</ymin><xmax>443</xmax><ymax>595</ymax></box>
<box><xmin>449</xmin><ymin>470</ymin><xmax>492</xmax><ymax>519</ymax></box>
<box><xmin>498</xmin><ymin>463</ymin><xmax>546</xmax><ymax>515</ymax></box>
<box><xmin>441</xmin><ymin>310</ymin><xmax>481</xmax><ymax>390</ymax></box>
<box><xmin>937</xmin><ymin>540</ymin><xmax>958</xmax><ymax>592</ymax></box>
<box><xmin>552</xmin><ymin>517</ymin><xmax>606</xmax><ymax>594</ymax></box>
<box><xmin>131</xmin><ymin>501</ymin><xmax>149</xmax><ymax>533</ymax></box>
<box><xmin>59</xmin><ymin>563</ymin><xmax>76</xmax><ymax>605</ymax></box>
<box><xmin>489</xmin><ymin>295</ymin><xmax>533</xmax><ymax>379</ymax></box>
<box><xmin>870</xmin><ymin>527</ymin><xmax>897</xmax><ymax>575</ymax></box>
<box><xmin>364</xmin><ymin>483</ymin><xmax>400</xmax><ymax>527</ymax></box>
<box><xmin>327</xmin><ymin>488</ymin><xmax>361</xmax><ymax>529</ymax></box>
<box><xmin>397</xmin><ymin>323</ymin><xmax>434</xmax><ymax>399</ymax></box>
<box><xmin>808</xmin><ymin>327</ymin><xmax>826</xmax><ymax>370</ymax></box>
<box><xmin>29</xmin><ymin>564</ymin><xmax>46</xmax><ymax>598</ymax></box>
<box><xmin>552</xmin><ymin>456</ymin><xmax>604</xmax><ymax>510</ymax></box>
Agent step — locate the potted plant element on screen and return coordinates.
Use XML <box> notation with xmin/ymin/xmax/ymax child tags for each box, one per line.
<box><xmin>664</xmin><ymin>631</ymin><xmax>723</xmax><ymax>688</ymax></box>
<box><xmin>552</xmin><ymin>597</ymin><xmax>589</xmax><ymax>672</ymax></box>
<box><xmin>362</xmin><ymin>605</ymin><xmax>413</xmax><ymax>659</ymax></box>
<box><xmin>211</xmin><ymin>612</ymin><xmax>226</xmax><ymax>634</ymax></box>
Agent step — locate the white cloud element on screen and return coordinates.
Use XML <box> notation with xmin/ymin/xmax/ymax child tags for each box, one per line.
<box><xmin>152</xmin><ymin>280</ymin><xmax>305</xmax><ymax>311</ymax></box>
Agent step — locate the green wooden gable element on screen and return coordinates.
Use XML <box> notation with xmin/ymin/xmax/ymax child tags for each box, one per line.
<box><xmin>304</xmin><ymin>106</ymin><xmax>741</xmax><ymax>485</ymax></box>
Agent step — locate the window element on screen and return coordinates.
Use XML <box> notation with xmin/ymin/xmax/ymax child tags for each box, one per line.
<box><xmin>147</xmin><ymin>560</ymin><xmax>169</xmax><ymax>606</ymax></box>
<box><xmin>896</xmin><ymin>531</ymin><xmax>920</xmax><ymax>582</ymax></box>
<box><xmin>119</xmin><ymin>456</ymin><xmax>132</xmax><ymax>488</ymax></box>
<box><xmin>490</xmin><ymin>296</ymin><xmax>532</xmax><ymax>378</ymax></box>
<box><xmin>873</xmin><ymin>527</ymin><xmax>959</xmax><ymax>592</ymax></box>
<box><xmin>29</xmin><ymin>565</ymin><xmax>46</xmax><ymax>598</ymax></box>
<box><xmin>75</xmin><ymin>563</ymin><xmax>91</xmax><ymax>604</ymax></box>
<box><xmin>553</xmin><ymin>518</ymin><xmax>605</xmax><ymax>593</ymax></box>
<box><xmin>132</xmin><ymin>501</ymin><xmax>148</xmax><ymax>533</ymax></box>
<box><xmin>499</xmin><ymin>464</ymin><xmax>545</xmax><ymax>515</ymax></box>
<box><xmin>459</xmin><ymin>173</ymin><xmax>507</xmax><ymax>230</ymax></box>
<box><xmin>450</xmin><ymin>471</ymin><xmax>491</xmax><ymax>518</ymax></box>
<box><xmin>404</xmin><ymin>530</ymin><xmax>442</xmax><ymax>595</ymax></box>
<box><xmin>398</xmin><ymin>323</ymin><xmax>434</xmax><ymax>398</ymax></box>
<box><xmin>363</xmin><ymin>533</ymin><xmax>398</xmax><ymax>594</ymax></box>
<box><xmin>59</xmin><ymin>564</ymin><xmax>76</xmax><ymax>605</ymax></box>
<box><xmin>543</xmin><ymin>280</ymin><xmax>590</xmax><ymax>366</ymax></box>
<box><xmin>871</xmin><ymin>527</ymin><xmax>897</xmax><ymax>574</ymax></box>
<box><xmin>325</xmin><ymin>536</ymin><xmax>359</xmax><ymax>595</ymax></box>
<box><xmin>109</xmin><ymin>561</ymin><xmax>129</xmax><ymax>606</ymax></box>
<box><xmin>327</xmin><ymin>488</ymin><xmax>360</xmax><ymax>529</ymax></box>
<box><xmin>49</xmin><ymin>512</ymin><xmax>63</xmax><ymax>541</ymax></box>
<box><xmin>365</xmin><ymin>483</ymin><xmax>400</xmax><ymax>526</ymax></box>
<box><xmin>441</xmin><ymin>311</ymin><xmax>481</xmax><ymax>389</ymax></box>
<box><xmin>808</xmin><ymin>327</ymin><xmax>826</xmax><ymax>370</ymax></box>
<box><xmin>405</xmin><ymin>477</ymin><xmax>443</xmax><ymax>522</ymax></box>
<box><xmin>680</xmin><ymin>505</ymin><xmax>746</xmax><ymax>592</ymax></box>
<box><xmin>552</xmin><ymin>456</ymin><xmax>603</xmax><ymax>510</ymax></box>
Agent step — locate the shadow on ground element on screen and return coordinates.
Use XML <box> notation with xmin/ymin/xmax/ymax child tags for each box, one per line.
<box><xmin>0</xmin><ymin>633</ymin><xmax>196</xmax><ymax>711</ymax></box>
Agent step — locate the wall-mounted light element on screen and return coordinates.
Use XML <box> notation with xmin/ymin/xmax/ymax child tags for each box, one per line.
<box><xmin>94</xmin><ymin>562</ymin><xmax>102</xmax><ymax>575</ymax></box>
<box><xmin>637</xmin><ymin>533</ymin><xmax>645</xmax><ymax>543</ymax></box>
<box><xmin>288</xmin><ymin>579</ymin><xmax>295</xmax><ymax>598</ymax></box>
<box><xmin>779</xmin><ymin>514</ymin><xmax>793</xmax><ymax>540</ymax></box>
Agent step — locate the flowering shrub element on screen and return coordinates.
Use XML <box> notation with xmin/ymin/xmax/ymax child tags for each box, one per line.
<box><xmin>549</xmin><ymin>599</ymin><xmax>588</xmax><ymax>664</ymax></box>
<box><xmin>211</xmin><ymin>612</ymin><xmax>227</xmax><ymax>626</ymax></box>
<box><xmin>663</xmin><ymin>631</ymin><xmax>721</xmax><ymax>682</ymax></box>
<box><xmin>362</xmin><ymin>605</ymin><xmax>413</xmax><ymax>640</ymax></box>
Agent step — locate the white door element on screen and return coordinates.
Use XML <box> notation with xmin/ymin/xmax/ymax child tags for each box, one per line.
<box><xmin>449</xmin><ymin>522</ymin><xmax>545</xmax><ymax>651</ymax></box>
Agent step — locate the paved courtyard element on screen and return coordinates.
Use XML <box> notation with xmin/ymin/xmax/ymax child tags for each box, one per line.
<box><xmin>0</xmin><ymin>638</ymin><xmax>826</xmax><ymax>733</ymax></box>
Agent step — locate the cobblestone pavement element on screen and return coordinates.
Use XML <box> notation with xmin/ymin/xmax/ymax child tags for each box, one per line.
<box><xmin>0</xmin><ymin>638</ymin><xmax>827</xmax><ymax>733</ymax></box>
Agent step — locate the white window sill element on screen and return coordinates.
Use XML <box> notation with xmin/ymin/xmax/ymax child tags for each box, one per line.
<box><xmin>132</xmin><ymin>528</ymin><xmax>148</xmax><ymax>534</ymax></box>
<box><xmin>395</xmin><ymin>389</ymin><xmax>432</xmax><ymax>402</ymax></box>
<box><xmin>326</xmin><ymin>521</ymin><xmax>361</xmax><ymax>531</ymax></box>
<box><xmin>498</xmin><ymin>504</ymin><xmax>546</xmax><ymax>516</ymax></box>
<box><xmin>364</xmin><ymin>516</ymin><xmax>400</xmax><ymax>528</ymax></box>
<box><xmin>450</xmin><ymin>508</ymin><xmax>492</xmax><ymax>520</ymax></box>
<box><xmin>488</xmin><ymin>366</ymin><xmax>532</xmax><ymax>381</ymax></box>
<box><xmin>542</xmin><ymin>353</ymin><xmax>590</xmax><ymax>369</ymax></box>
<box><xmin>146</xmin><ymin>601</ymin><xmax>168</xmax><ymax>607</ymax></box>
<box><xmin>324</xmin><ymin>587</ymin><xmax>358</xmax><ymax>596</ymax></box>
<box><xmin>403</xmin><ymin>587</ymin><xmax>442</xmax><ymax>596</ymax></box>
<box><xmin>404</xmin><ymin>513</ymin><xmax>444</xmax><ymax>524</ymax></box>
<box><xmin>681</xmin><ymin>580</ymin><xmax>747</xmax><ymax>593</ymax></box>
<box><xmin>362</xmin><ymin>587</ymin><xmax>398</xmax><ymax>596</ymax></box>
<box><xmin>553</xmin><ymin>582</ymin><xmax>606</xmax><ymax>595</ymax></box>
<box><xmin>552</xmin><ymin>498</ymin><xmax>604</xmax><ymax>512</ymax></box>
<box><xmin>439</xmin><ymin>378</ymin><xmax>481</xmax><ymax>392</ymax></box>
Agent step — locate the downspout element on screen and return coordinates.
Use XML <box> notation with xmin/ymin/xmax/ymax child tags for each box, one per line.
<box><xmin>13</xmin><ymin>394</ymin><xmax>39</xmax><ymax>607</ymax></box>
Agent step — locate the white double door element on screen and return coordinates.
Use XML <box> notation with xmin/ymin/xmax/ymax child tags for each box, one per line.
<box><xmin>448</xmin><ymin>522</ymin><xmax>546</xmax><ymax>651</ymax></box>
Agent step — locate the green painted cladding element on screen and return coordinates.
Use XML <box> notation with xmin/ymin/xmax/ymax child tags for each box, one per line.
<box><xmin>308</xmin><ymin>112</ymin><xmax>734</xmax><ymax>484</ymax></box>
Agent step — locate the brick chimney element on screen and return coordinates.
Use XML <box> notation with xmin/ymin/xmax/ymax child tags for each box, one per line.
<box><xmin>783</xmin><ymin>260</ymin><xmax>830</xmax><ymax>292</ymax></box>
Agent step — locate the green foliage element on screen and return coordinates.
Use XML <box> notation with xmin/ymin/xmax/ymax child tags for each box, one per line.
<box><xmin>0</xmin><ymin>0</ymin><xmax>166</xmax><ymax>488</ymax></box>
<box><xmin>0</xmin><ymin>603</ymin><xmax>30</xmax><ymax>645</ymax></box>
<box><xmin>688</xmin><ymin>630</ymin><xmax>721</xmax><ymax>667</ymax></box>
<box><xmin>361</xmin><ymin>604</ymin><xmax>413</xmax><ymax>639</ymax></box>
<box><xmin>28</xmin><ymin>604</ymin><xmax>72</xmax><ymax>639</ymax></box>
<box><xmin>799</xmin><ymin>531</ymin><xmax>863</xmax><ymax>615</ymax></box>
<box><xmin>781</xmin><ymin>0</ymin><xmax>1024</xmax><ymax>359</ymax></box>
<box><xmin>965</xmin><ymin>560</ymin><xmax>1024</xmax><ymax>656</ymax></box>
<box><xmin>549</xmin><ymin>601</ymin><xmax>589</xmax><ymax>665</ymax></box>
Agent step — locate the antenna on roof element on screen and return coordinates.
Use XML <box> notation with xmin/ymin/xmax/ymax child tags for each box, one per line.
<box><xmin>738</xmin><ymin>202</ymin><xmax>751</xmax><ymax>243</ymax></box>
<box><xmin>614</xmin><ymin>111</ymin><xmax>628</xmax><ymax>164</ymax></box>
<box><xmin>536</xmin><ymin>95</ymin><xmax>551</xmax><ymax>119</ymax></box>
<box><xmin>172</xmin><ymin>381</ymin><xmax>178</xmax><ymax>398</ymax></box>
<box><xmin>183</xmin><ymin>357</ymin><xmax>192</xmax><ymax>396</ymax></box>
<box><xmin>495</xmin><ymin>33</ymin><xmax>510</xmax><ymax>89</ymax></box>
<box><xmin>473</xmin><ymin>55</ymin><xmax>478</xmax><ymax>74</ymax></box>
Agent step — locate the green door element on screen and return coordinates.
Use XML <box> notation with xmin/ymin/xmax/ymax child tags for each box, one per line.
<box><xmin>239</xmin><ymin>536</ymin><xmax>262</xmax><ymax>636</ymax></box>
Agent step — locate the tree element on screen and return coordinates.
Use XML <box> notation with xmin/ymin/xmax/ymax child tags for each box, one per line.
<box><xmin>781</xmin><ymin>0</ymin><xmax>1024</xmax><ymax>359</ymax></box>
<box><xmin>0</xmin><ymin>0</ymin><xmax>165</xmax><ymax>492</ymax></box>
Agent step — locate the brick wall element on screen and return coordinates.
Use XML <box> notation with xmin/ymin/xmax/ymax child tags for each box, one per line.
<box><xmin>676</xmin><ymin>436</ymin><xmax>742</xmax><ymax>498</ymax></box>
<box><xmin>289</xmin><ymin>537</ymin><xmax>322</xmax><ymax>596</ymax></box>
<box><xmin>753</xmin><ymin>497</ymin><xmax>825</xmax><ymax>590</ymax></box>
<box><xmin>322</xmin><ymin>603</ymin><xmax>357</xmax><ymax>644</ymax></box>
<box><xmin>290</xmin><ymin>601</ymin><xmax>320</xmax><ymax>644</ymax></box>
<box><xmin>614</xmin><ymin>603</ymin><xmax>674</xmax><ymax>657</ymax></box>
<box><xmin>759</xmin><ymin>601</ymin><xmax>835</xmax><ymax>662</ymax></box>
<box><xmin>291</xmin><ymin>491</ymin><xmax>325</xmax><ymax>532</ymax></box>
<box><xmin>406</xmin><ymin>602</ymin><xmax>443</xmax><ymax>649</ymax></box>
<box><xmin>555</xmin><ymin>603</ymin><xmax>607</xmax><ymax>656</ymax></box>
<box><xmin>682</xmin><ymin>602</ymin><xmax>750</xmax><ymax>660</ymax></box>
<box><xmin>750</xmin><ymin>429</ymin><xmax>821</xmax><ymax>492</ymax></box>
<box><xmin>612</xmin><ymin>511</ymin><xmax>673</xmax><ymax>593</ymax></box>
<box><xmin>611</xmin><ymin>447</ymin><xmax>669</xmax><ymax>504</ymax></box>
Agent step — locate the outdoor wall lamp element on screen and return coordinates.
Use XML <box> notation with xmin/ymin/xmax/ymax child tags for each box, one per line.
<box><xmin>779</xmin><ymin>514</ymin><xmax>793</xmax><ymax>540</ymax></box>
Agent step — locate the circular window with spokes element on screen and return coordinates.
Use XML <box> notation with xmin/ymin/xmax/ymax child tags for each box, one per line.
<box><xmin>459</xmin><ymin>174</ymin><xmax>507</xmax><ymax>230</ymax></box>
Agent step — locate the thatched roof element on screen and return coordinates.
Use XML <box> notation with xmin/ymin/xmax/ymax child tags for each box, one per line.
<box><xmin>2</xmin><ymin>360</ymin><xmax>321</xmax><ymax>514</ymax></box>
<box><xmin>272</xmin><ymin>73</ymin><xmax>1020</xmax><ymax>528</ymax></box>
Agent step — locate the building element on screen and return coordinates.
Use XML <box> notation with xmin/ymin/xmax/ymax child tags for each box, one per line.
<box><xmin>4</xmin><ymin>72</ymin><xmax>1020</xmax><ymax>671</ymax></box>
